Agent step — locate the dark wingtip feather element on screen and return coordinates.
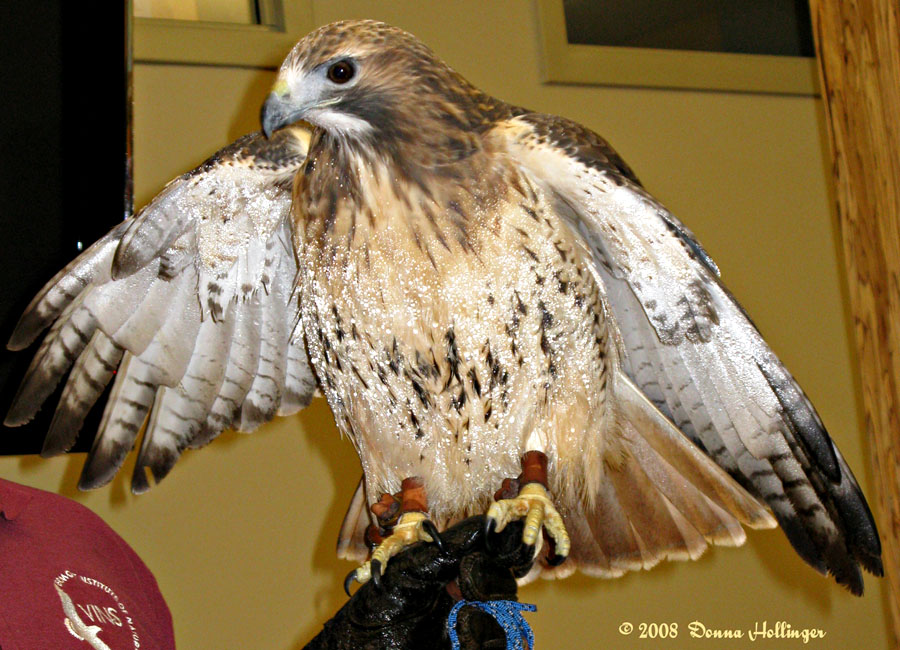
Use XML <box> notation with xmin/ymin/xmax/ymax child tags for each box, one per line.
<box><xmin>777</xmin><ymin>471</ymin><xmax>882</xmax><ymax>596</ymax></box>
<box><xmin>7</xmin><ymin>285</ymin><xmax>78</xmax><ymax>353</ymax></box>
<box><xmin>7</xmin><ymin>314</ymin><xmax>44</xmax><ymax>352</ymax></box>
<box><xmin>41</xmin><ymin>413</ymin><xmax>81</xmax><ymax>457</ymax></box>
<box><xmin>4</xmin><ymin>404</ymin><xmax>32</xmax><ymax>428</ymax></box>
<box><xmin>5</xmin><ymin>373</ymin><xmax>58</xmax><ymax>427</ymax></box>
<box><xmin>78</xmin><ymin>439</ymin><xmax>132</xmax><ymax>490</ymax></box>
<box><xmin>131</xmin><ymin>445</ymin><xmax>179</xmax><ymax>494</ymax></box>
<box><xmin>130</xmin><ymin>464</ymin><xmax>152</xmax><ymax>495</ymax></box>
<box><xmin>189</xmin><ymin>422</ymin><xmax>227</xmax><ymax>450</ymax></box>
<box><xmin>8</xmin><ymin>225</ymin><xmax>125</xmax><ymax>352</ymax></box>
<box><xmin>776</xmin><ymin>505</ymin><xmax>867</xmax><ymax>596</ymax></box>
<box><xmin>831</xmin><ymin>460</ymin><xmax>883</xmax><ymax>580</ymax></box>
<box><xmin>751</xmin><ymin>357</ymin><xmax>882</xmax><ymax>593</ymax></box>
<box><xmin>771</xmin><ymin>510</ymin><xmax>827</xmax><ymax>574</ymax></box>
<box><xmin>833</xmin><ymin>560</ymin><xmax>865</xmax><ymax>596</ymax></box>
<box><xmin>825</xmin><ymin>541</ymin><xmax>866</xmax><ymax>596</ymax></box>
<box><xmin>756</xmin><ymin>359</ymin><xmax>841</xmax><ymax>482</ymax></box>
<box><xmin>862</xmin><ymin>554</ymin><xmax>885</xmax><ymax>578</ymax></box>
<box><xmin>240</xmin><ymin>400</ymin><xmax>278</xmax><ymax>432</ymax></box>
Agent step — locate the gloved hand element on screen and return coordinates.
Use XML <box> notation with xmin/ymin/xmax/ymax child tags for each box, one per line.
<box><xmin>304</xmin><ymin>516</ymin><xmax>535</xmax><ymax>649</ymax></box>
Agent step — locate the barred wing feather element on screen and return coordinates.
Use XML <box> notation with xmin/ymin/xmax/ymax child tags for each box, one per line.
<box><xmin>5</xmin><ymin>127</ymin><xmax>318</xmax><ymax>493</ymax></box>
<box><xmin>499</xmin><ymin>113</ymin><xmax>881</xmax><ymax>594</ymax></box>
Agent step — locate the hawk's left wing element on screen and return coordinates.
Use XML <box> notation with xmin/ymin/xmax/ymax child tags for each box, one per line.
<box><xmin>491</xmin><ymin>113</ymin><xmax>881</xmax><ymax>594</ymax></box>
<box><xmin>6</xmin><ymin>126</ymin><xmax>317</xmax><ymax>493</ymax></box>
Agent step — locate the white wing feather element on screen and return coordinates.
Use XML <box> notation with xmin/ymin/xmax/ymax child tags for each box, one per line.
<box><xmin>6</xmin><ymin>127</ymin><xmax>318</xmax><ymax>493</ymax></box>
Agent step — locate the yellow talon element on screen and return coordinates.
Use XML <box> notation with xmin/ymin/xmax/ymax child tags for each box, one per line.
<box><xmin>370</xmin><ymin>511</ymin><xmax>432</xmax><ymax>567</ymax></box>
<box><xmin>346</xmin><ymin>511</ymin><xmax>439</xmax><ymax>592</ymax></box>
<box><xmin>486</xmin><ymin>482</ymin><xmax>571</xmax><ymax>561</ymax></box>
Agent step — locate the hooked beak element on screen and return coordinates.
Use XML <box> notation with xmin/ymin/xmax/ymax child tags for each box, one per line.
<box><xmin>261</xmin><ymin>82</ymin><xmax>304</xmax><ymax>138</ymax></box>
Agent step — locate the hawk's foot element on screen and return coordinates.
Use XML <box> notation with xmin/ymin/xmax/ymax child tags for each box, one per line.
<box><xmin>344</xmin><ymin>477</ymin><xmax>444</xmax><ymax>595</ymax></box>
<box><xmin>485</xmin><ymin>451</ymin><xmax>570</xmax><ymax>566</ymax></box>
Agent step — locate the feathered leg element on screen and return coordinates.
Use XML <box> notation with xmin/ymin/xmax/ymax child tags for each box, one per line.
<box><xmin>485</xmin><ymin>451</ymin><xmax>571</xmax><ymax>566</ymax></box>
<box><xmin>344</xmin><ymin>476</ymin><xmax>444</xmax><ymax>594</ymax></box>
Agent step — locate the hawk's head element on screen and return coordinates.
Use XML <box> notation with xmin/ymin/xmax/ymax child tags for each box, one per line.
<box><xmin>261</xmin><ymin>20</ymin><xmax>506</xmax><ymax>151</ymax></box>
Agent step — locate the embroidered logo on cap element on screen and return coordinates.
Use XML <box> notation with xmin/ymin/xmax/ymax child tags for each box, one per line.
<box><xmin>53</xmin><ymin>570</ymin><xmax>142</xmax><ymax>649</ymax></box>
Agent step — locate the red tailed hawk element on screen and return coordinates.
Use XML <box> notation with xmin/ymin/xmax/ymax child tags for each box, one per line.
<box><xmin>7</xmin><ymin>20</ymin><xmax>881</xmax><ymax>596</ymax></box>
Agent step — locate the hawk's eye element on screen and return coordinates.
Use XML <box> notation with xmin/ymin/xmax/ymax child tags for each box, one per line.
<box><xmin>327</xmin><ymin>60</ymin><xmax>355</xmax><ymax>84</ymax></box>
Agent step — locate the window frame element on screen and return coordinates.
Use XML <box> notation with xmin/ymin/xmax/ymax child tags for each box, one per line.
<box><xmin>133</xmin><ymin>0</ymin><xmax>313</xmax><ymax>68</ymax></box>
<box><xmin>536</xmin><ymin>0</ymin><xmax>818</xmax><ymax>95</ymax></box>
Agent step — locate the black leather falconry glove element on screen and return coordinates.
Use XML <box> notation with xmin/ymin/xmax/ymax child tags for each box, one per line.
<box><xmin>304</xmin><ymin>516</ymin><xmax>535</xmax><ymax>650</ymax></box>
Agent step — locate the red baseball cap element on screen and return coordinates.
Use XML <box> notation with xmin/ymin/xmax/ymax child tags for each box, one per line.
<box><xmin>0</xmin><ymin>478</ymin><xmax>175</xmax><ymax>649</ymax></box>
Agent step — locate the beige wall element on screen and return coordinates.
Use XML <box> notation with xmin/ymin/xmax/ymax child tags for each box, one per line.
<box><xmin>1</xmin><ymin>2</ymin><xmax>890</xmax><ymax>648</ymax></box>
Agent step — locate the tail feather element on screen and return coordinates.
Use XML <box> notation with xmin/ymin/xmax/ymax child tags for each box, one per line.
<box><xmin>336</xmin><ymin>477</ymin><xmax>371</xmax><ymax>564</ymax></box>
<box><xmin>538</xmin><ymin>373</ymin><xmax>773</xmax><ymax>581</ymax></box>
<box><xmin>615</xmin><ymin>372</ymin><xmax>775</xmax><ymax>529</ymax></box>
<box><xmin>606</xmin><ymin>453</ymin><xmax>703</xmax><ymax>570</ymax></box>
<box><xmin>582</xmin><ymin>468</ymin><xmax>645</xmax><ymax>574</ymax></box>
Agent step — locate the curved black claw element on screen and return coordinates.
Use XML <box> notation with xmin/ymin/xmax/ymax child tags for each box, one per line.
<box><xmin>522</xmin><ymin>542</ymin><xmax>537</xmax><ymax>564</ymax></box>
<box><xmin>343</xmin><ymin>568</ymin><xmax>359</xmax><ymax>597</ymax></box>
<box><xmin>483</xmin><ymin>516</ymin><xmax>498</xmax><ymax>554</ymax></box>
<box><xmin>545</xmin><ymin>530</ymin><xmax>568</xmax><ymax>566</ymax></box>
<box><xmin>547</xmin><ymin>551</ymin><xmax>567</xmax><ymax>567</ymax></box>
<box><xmin>370</xmin><ymin>559</ymin><xmax>383</xmax><ymax>591</ymax></box>
<box><xmin>422</xmin><ymin>519</ymin><xmax>445</xmax><ymax>554</ymax></box>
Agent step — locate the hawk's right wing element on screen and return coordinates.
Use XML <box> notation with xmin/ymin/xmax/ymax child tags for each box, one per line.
<box><xmin>493</xmin><ymin>113</ymin><xmax>881</xmax><ymax>594</ymax></box>
<box><xmin>6</xmin><ymin>126</ymin><xmax>317</xmax><ymax>493</ymax></box>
